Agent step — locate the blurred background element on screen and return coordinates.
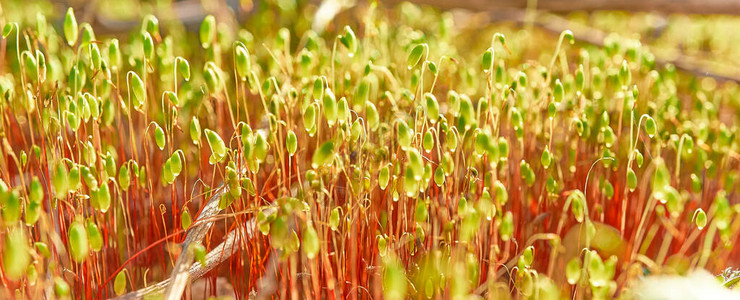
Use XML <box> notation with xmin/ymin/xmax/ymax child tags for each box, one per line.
<box><xmin>3</xmin><ymin>0</ymin><xmax>740</xmax><ymax>82</ymax></box>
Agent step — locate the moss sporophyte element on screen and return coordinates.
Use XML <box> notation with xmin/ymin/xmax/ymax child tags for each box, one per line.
<box><xmin>0</xmin><ymin>2</ymin><xmax>738</xmax><ymax>299</ymax></box>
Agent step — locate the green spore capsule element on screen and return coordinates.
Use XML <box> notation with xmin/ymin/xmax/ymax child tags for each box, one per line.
<box><xmin>500</xmin><ymin>211</ymin><xmax>513</xmax><ymax>241</ymax></box>
<box><xmin>177</xmin><ymin>57</ymin><xmax>191</xmax><ymax>81</ymax></box>
<box><xmin>627</xmin><ymin>168</ymin><xmax>638</xmax><ymax>191</ymax></box>
<box><xmin>235</xmin><ymin>45</ymin><xmax>251</xmax><ymax>81</ymax></box>
<box><xmin>286</xmin><ymin>130</ymin><xmax>298</xmax><ymax>156</ymax></box>
<box><xmin>407</xmin><ymin>44</ymin><xmax>425</xmax><ymax>69</ymax></box>
<box><xmin>397</xmin><ymin>120</ymin><xmax>413</xmax><ymax>149</ymax></box>
<box><xmin>200</xmin><ymin>15</ymin><xmax>216</xmax><ymax>48</ymax></box>
<box><xmin>692</xmin><ymin>208</ymin><xmax>707</xmax><ymax>230</ymax></box>
<box><xmin>130</xmin><ymin>72</ymin><xmax>146</xmax><ymax>108</ymax></box>
<box><xmin>644</xmin><ymin>115</ymin><xmax>656</xmax><ymax>138</ymax></box>
<box><xmin>553</xmin><ymin>79</ymin><xmax>564</xmax><ymax>103</ymax></box>
<box><xmin>64</xmin><ymin>8</ymin><xmax>78</xmax><ymax>46</ymax></box>
<box><xmin>80</xmin><ymin>23</ymin><xmax>95</xmax><ymax>47</ymax></box>
<box><xmin>379</xmin><ymin>164</ymin><xmax>390</xmax><ymax>190</ymax></box>
<box><xmin>312</xmin><ymin>141</ymin><xmax>335</xmax><ymax>169</ymax></box>
<box><xmin>114</xmin><ymin>271</ymin><xmax>127</xmax><ymax>295</ymax></box>
<box><xmin>87</xmin><ymin>220</ymin><xmax>103</xmax><ymax>252</ymax></box>
<box><xmin>204</xmin><ymin>129</ymin><xmax>227</xmax><ymax>164</ymax></box>
<box><xmin>366</xmin><ymin>102</ymin><xmax>379</xmax><ymax>131</ymax></box>
<box><xmin>2</xmin><ymin>228</ymin><xmax>30</xmax><ymax>280</ymax></box>
<box><xmin>153</xmin><ymin>122</ymin><xmax>165</xmax><ymax>150</ymax></box>
<box><xmin>68</xmin><ymin>220</ymin><xmax>89</xmax><ymax>263</ymax></box>
<box><xmin>142</xmin><ymin>32</ymin><xmax>154</xmax><ymax>60</ymax></box>
<box><xmin>302</xmin><ymin>222</ymin><xmax>320</xmax><ymax>259</ymax></box>
<box><xmin>423</xmin><ymin>130</ymin><xmax>434</xmax><ymax>153</ymax></box>
<box><xmin>541</xmin><ymin>146</ymin><xmax>552</xmax><ymax>169</ymax></box>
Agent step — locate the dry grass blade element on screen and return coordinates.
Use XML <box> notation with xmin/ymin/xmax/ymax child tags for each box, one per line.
<box><xmin>112</xmin><ymin>186</ymin><xmax>276</xmax><ymax>300</ymax></box>
<box><xmin>163</xmin><ymin>185</ymin><xmax>226</xmax><ymax>300</ymax></box>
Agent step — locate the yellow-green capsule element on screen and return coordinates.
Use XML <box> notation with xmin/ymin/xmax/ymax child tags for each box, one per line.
<box><xmin>379</xmin><ymin>164</ymin><xmax>390</xmax><ymax>190</ymax></box>
<box><xmin>403</xmin><ymin>167</ymin><xmax>418</xmax><ymax>198</ymax></box>
<box><xmin>142</xmin><ymin>32</ymin><xmax>154</xmax><ymax>60</ymax></box>
<box><xmin>204</xmin><ymin>67</ymin><xmax>220</xmax><ymax>93</ymax></box>
<box><xmin>118</xmin><ymin>165</ymin><xmax>130</xmax><ymax>191</ymax></box>
<box><xmin>35</xmin><ymin>50</ymin><xmax>47</xmax><ymax>82</ymax></box>
<box><xmin>80</xmin><ymin>23</ymin><xmax>95</xmax><ymax>47</ymax></box>
<box><xmin>26</xmin><ymin>264</ymin><xmax>38</xmax><ymax>283</ymax></box>
<box><xmin>97</xmin><ymin>182</ymin><xmax>111</xmax><ymax>212</ymax></box>
<box><xmin>34</xmin><ymin>242</ymin><xmax>50</xmax><ymax>258</ymax></box>
<box><xmin>190</xmin><ymin>116</ymin><xmax>201</xmax><ymax>145</ymax></box>
<box><xmin>64</xmin><ymin>8</ymin><xmax>78</xmax><ymax>46</ymax></box>
<box><xmin>354</xmin><ymin>78</ymin><xmax>370</xmax><ymax>109</ymax></box>
<box><xmin>286</xmin><ymin>130</ymin><xmax>298</xmax><ymax>156</ymax></box>
<box><xmin>312</xmin><ymin>141</ymin><xmax>335</xmax><ymax>169</ymax></box>
<box><xmin>181</xmin><ymin>207</ymin><xmax>192</xmax><ymax>230</ymax></box>
<box><xmin>366</xmin><ymin>102</ymin><xmax>379</xmax><ymax>131</ymax></box>
<box><xmin>424</xmin><ymin>93</ymin><xmax>439</xmax><ymax>123</ymax></box>
<box><xmin>153</xmin><ymin>122</ymin><xmax>165</xmax><ymax>150</ymax></box>
<box><xmin>130</xmin><ymin>72</ymin><xmax>145</xmax><ymax>108</ymax></box>
<box><xmin>619</xmin><ymin>60</ymin><xmax>631</xmax><ymax>87</ymax></box>
<box><xmin>55</xmin><ymin>277</ymin><xmax>70</xmax><ymax>297</ymax></box>
<box><xmin>22</xmin><ymin>51</ymin><xmax>38</xmax><ymax>80</ymax></box>
<box><xmin>177</xmin><ymin>57</ymin><xmax>191</xmax><ymax>81</ymax></box>
<box><xmin>569</xmin><ymin>191</ymin><xmax>585</xmax><ymax>223</ymax></box>
<box><xmin>407</xmin><ymin>149</ymin><xmax>424</xmax><ymax>181</ymax></box>
<box><xmin>142</xmin><ymin>14</ymin><xmax>159</xmax><ymax>34</ymax></box>
<box><xmin>566</xmin><ymin>258</ymin><xmax>581</xmax><ymax>285</ymax></box>
<box><xmin>323</xmin><ymin>89</ymin><xmax>338</xmax><ymax>126</ymax></box>
<box><xmin>235</xmin><ymin>45</ymin><xmax>251</xmax><ymax>81</ymax></box>
<box><xmin>29</xmin><ymin>176</ymin><xmax>44</xmax><ymax>204</ymax></box>
<box><xmin>253</xmin><ymin>131</ymin><xmax>269</xmax><ymax>163</ymax></box>
<box><xmin>397</xmin><ymin>120</ymin><xmax>413</xmax><ymax>149</ymax></box>
<box><xmin>193</xmin><ymin>243</ymin><xmax>206</xmax><ymax>267</ymax></box>
<box><xmin>350</xmin><ymin>119</ymin><xmax>363</xmax><ymax>142</ymax></box>
<box><xmin>25</xmin><ymin>201</ymin><xmax>41</xmax><ymax>225</ymax></box>
<box><xmin>200</xmin><ymin>15</ymin><xmax>216</xmax><ymax>48</ymax></box>
<box><xmin>634</xmin><ymin>149</ymin><xmax>644</xmax><ymax>168</ymax></box>
<box><xmin>204</xmin><ymin>129</ymin><xmax>226</xmax><ymax>164</ymax></box>
<box><xmin>313</xmin><ymin>77</ymin><xmax>324</xmax><ymax>100</ymax></box>
<box><xmin>434</xmin><ymin>166</ymin><xmax>445</xmax><ymax>187</ymax></box>
<box><xmin>3</xmin><ymin>229</ymin><xmax>30</xmax><ymax>280</ymax></box>
<box><xmin>576</xmin><ymin>64</ymin><xmax>585</xmax><ymax>91</ymax></box>
<box><xmin>553</xmin><ymin>79</ymin><xmax>564</xmax><ymax>103</ymax></box>
<box><xmin>302</xmin><ymin>222</ymin><xmax>319</xmax><ymax>259</ymax></box>
<box><xmin>337</xmin><ymin>97</ymin><xmax>349</xmax><ymax>124</ymax></box>
<box><xmin>500</xmin><ymin>211</ymin><xmax>513</xmax><ymax>241</ymax></box>
<box><xmin>170</xmin><ymin>151</ymin><xmax>183</xmax><ymax>176</ymax></box>
<box><xmin>541</xmin><ymin>146</ymin><xmax>552</xmax><ymax>169</ymax></box>
<box><xmin>114</xmin><ymin>271</ymin><xmax>127</xmax><ymax>295</ymax></box>
<box><xmin>407</xmin><ymin>44</ymin><xmax>425</xmax><ymax>69</ymax></box>
<box><xmin>644</xmin><ymin>115</ymin><xmax>656</xmax><ymax>138</ymax></box>
<box><xmin>692</xmin><ymin>208</ymin><xmax>707</xmax><ymax>230</ymax></box>
<box><xmin>52</xmin><ymin>162</ymin><xmax>69</xmax><ymax>199</ymax></box>
<box><xmin>627</xmin><ymin>168</ymin><xmax>637</xmax><ymax>191</ymax></box>
<box><xmin>651</xmin><ymin>158</ymin><xmax>670</xmax><ymax>201</ymax></box>
<box><xmin>2</xmin><ymin>23</ymin><xmax>14</xmax><ymax>39</ymax></box>
<box><xmin>68</xmin><ymin>220</ymin><xmax>89</xmax><ymax>263</ymax></box>
<box><xmin>36</xmin><ymin>13</ymin><xmax>47</xmax><ymax>38</ymax></box>
<box><xmin>481</xmin><ymin>47</ymin><xmax>494</xmax><ymax>72</ymax></box>
<box><xmin>87</xmin><ymin>220</ymin><xmax>103</xmax><ymax>252</ymax></box>
<box><xmin>303</xmin><ymin>103</ymin><xmax>317</xmax><ymax>132</ymax></box>
<box><xmin>2</xmin><ymin>190</ymin><xmax>20</xmax><ymax>225</ymax></box>
<box><xmin>340</xmin><ymin>26</ymin><xmax>357</xmax><ymax>55</ymax></box>
<box><xmin>422</xmin><ymin>130</ymin><xmax>434</xmax><ymax>153</ymax></box>
<box><xmin>108</xmin><ymin>39</ymin><xmax>121</xmax><ymax>71</ymax></box>
<box><xmin>382</xmin><ymin>256</ymin><xmax>407</xmax><ymax>300</ymax></box>
<box><xmin>330</xmin><ymin>207</ymin><xmax>341</xmax><ymax>231</ymax></box>
<box><xmin>415</xmin><ymin>202</ymin><xmax>428</xmax><ymax>223</ymax></box>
